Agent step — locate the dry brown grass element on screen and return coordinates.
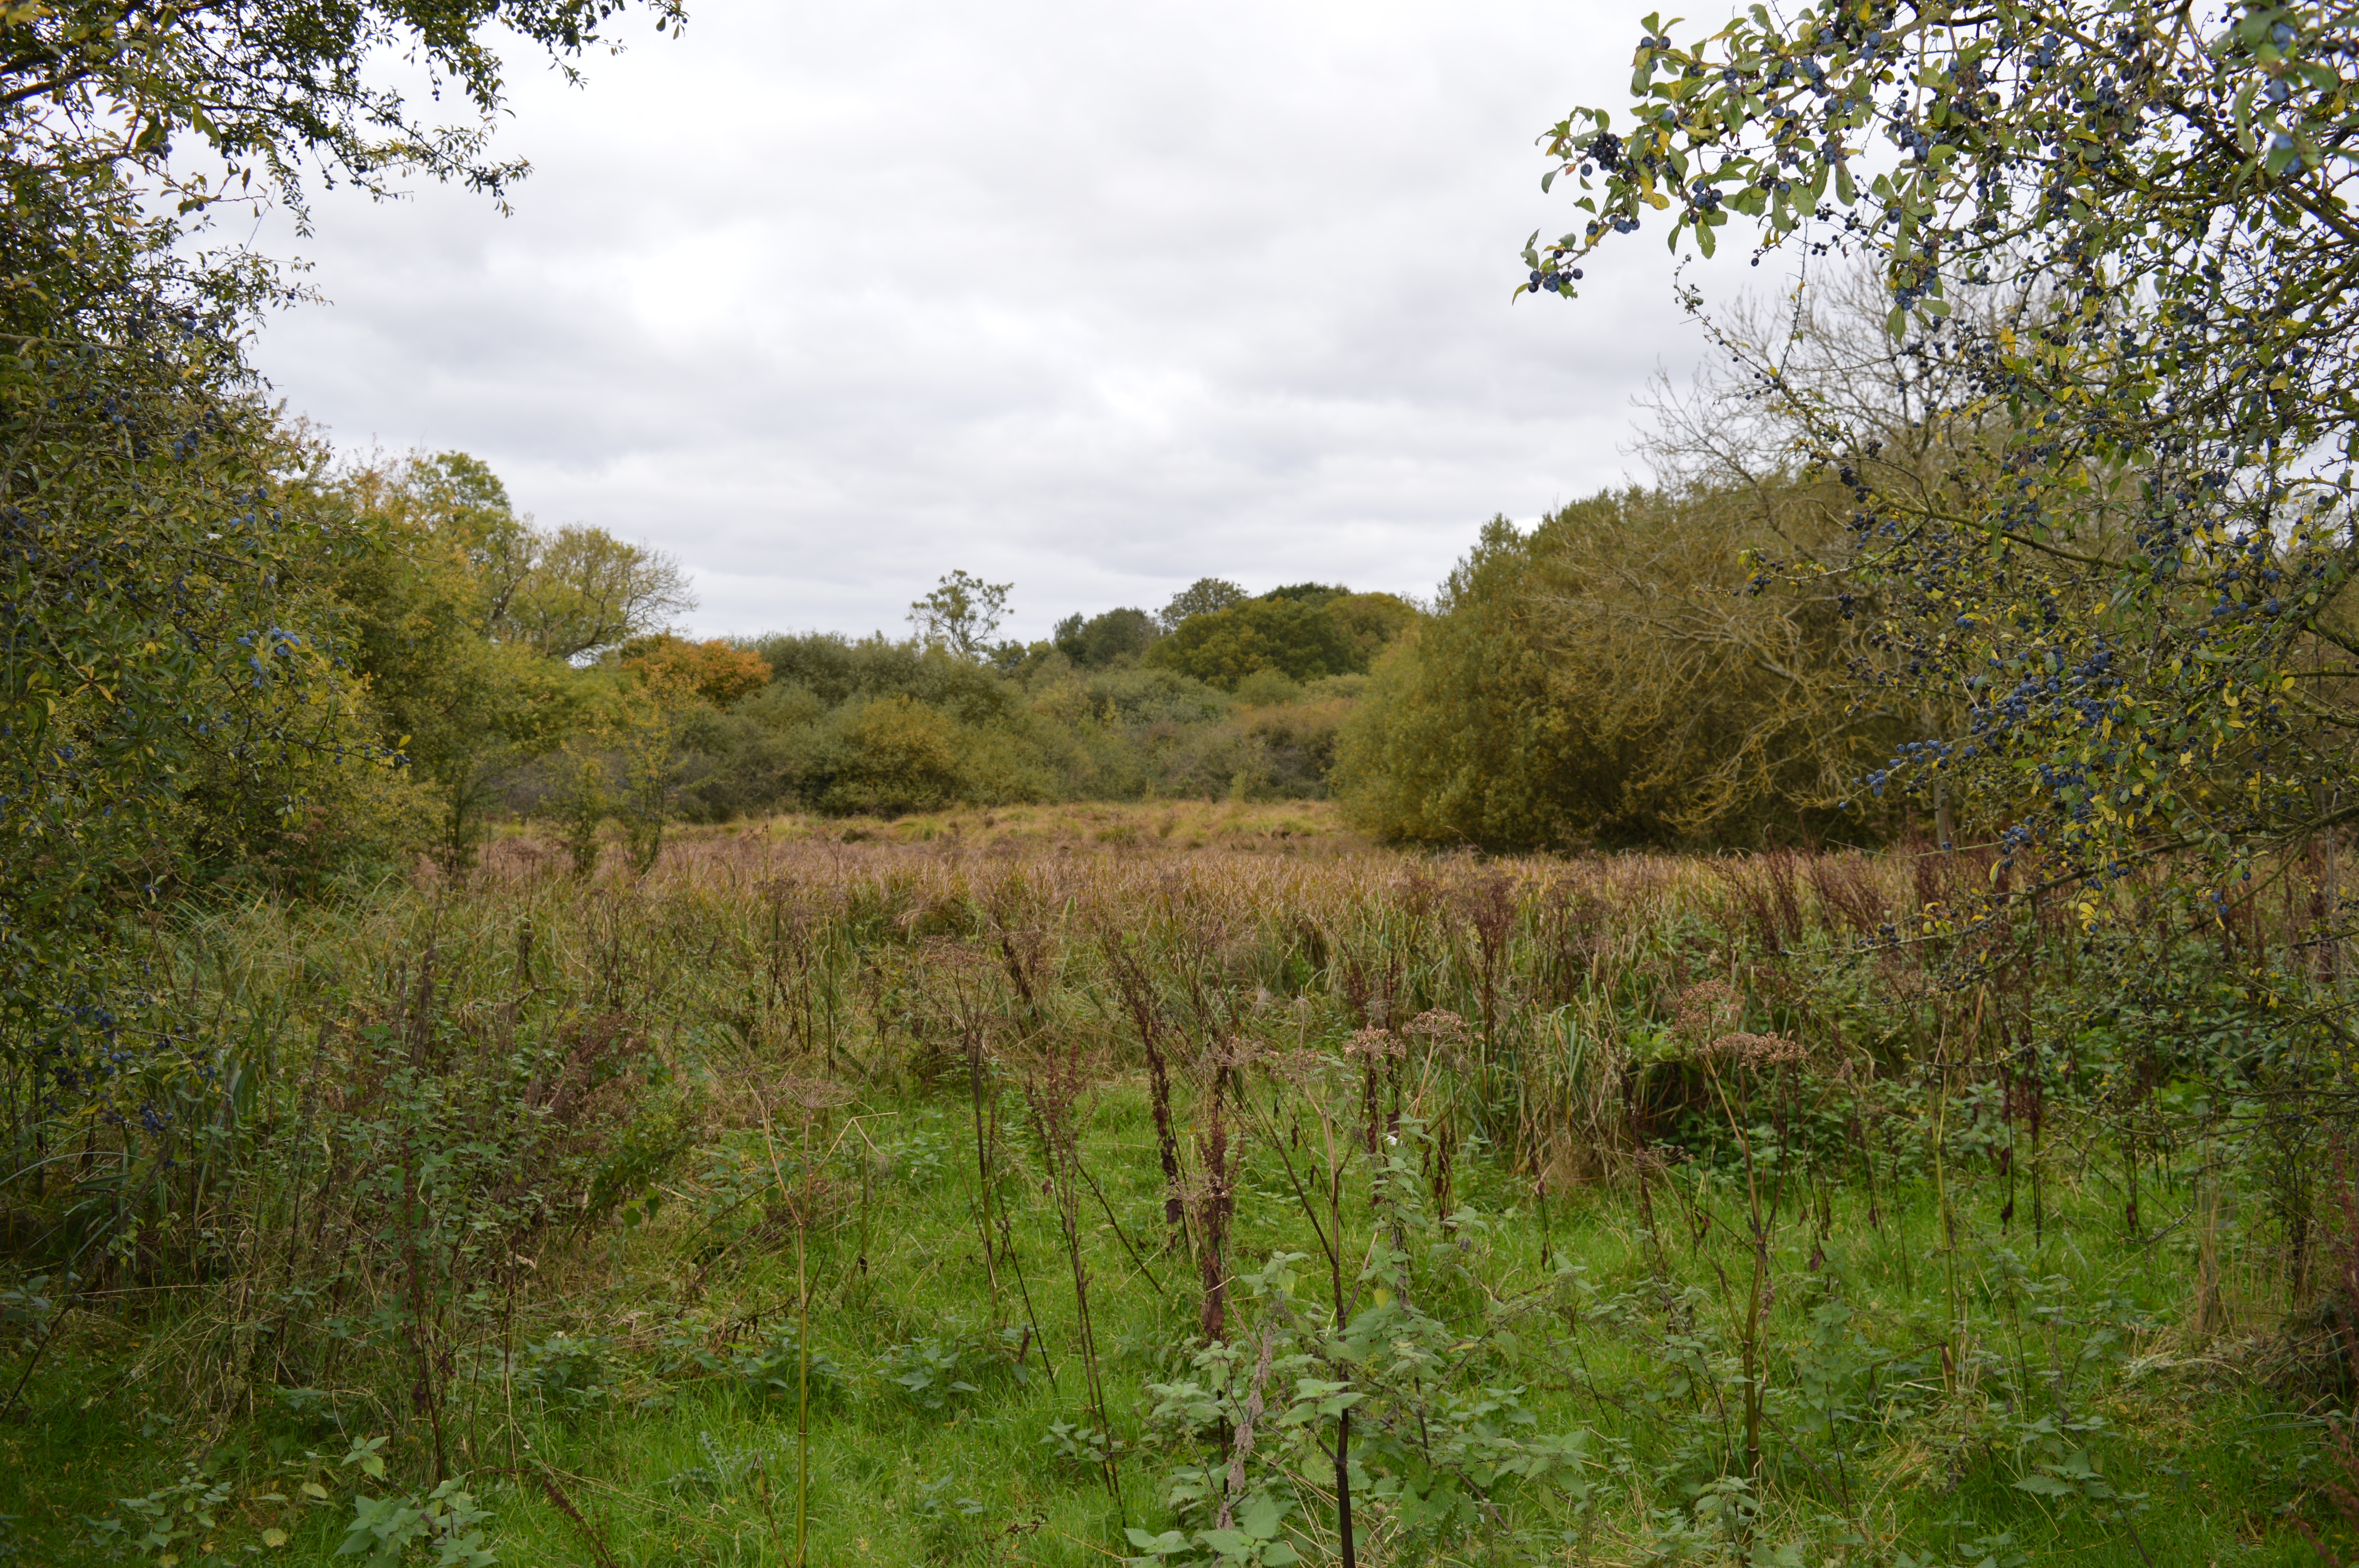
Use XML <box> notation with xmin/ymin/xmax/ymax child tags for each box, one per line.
<box><xmin>488</xmin><ymin>797</ymin><xmax>1369</xmax><ymax>862</ymax></box>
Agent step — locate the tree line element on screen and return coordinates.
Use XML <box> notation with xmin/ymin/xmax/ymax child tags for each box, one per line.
<box><xmin>623</xmin><ymin>575</ymin><xmax>1421</xmax><ymax>824</ymax></box>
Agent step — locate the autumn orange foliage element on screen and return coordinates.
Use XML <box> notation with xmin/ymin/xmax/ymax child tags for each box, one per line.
<box><xmin>623</xmin><ymin>634</ymin><xmax>771</xmax><ymax>707</ymax></box>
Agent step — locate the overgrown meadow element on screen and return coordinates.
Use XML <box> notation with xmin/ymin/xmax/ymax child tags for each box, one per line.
<box><xmin>0</xmin><ymin>805</ymin><xmax>2346</xmax><ymax>1567</ymax></box>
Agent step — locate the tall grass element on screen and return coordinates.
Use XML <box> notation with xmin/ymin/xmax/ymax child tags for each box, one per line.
<box><xmin>0</xmin><ymin>811</ymin><xmax>2350</xmax><ymax>1563</ymax></box>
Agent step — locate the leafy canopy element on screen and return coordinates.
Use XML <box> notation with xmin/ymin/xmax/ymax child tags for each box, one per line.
<box><xmin>1146</xmin><ymin>592</ymin><xmax>1414</xmax><ymax>691</ymax></box>
<box><xmin>909</xmin><ymin>570</ymin><xmax>1013</xmax><ymax>661</ymax></box>
<box><xmin>0</xmin><ymin>0</ymin><xmax>689</xmax><ymax>218</ymax></box>
<box><xmin>1160</xmin><ymin>577</ymin><xmax>1250</xmax><ymax>631</ymax></box>
<box><xmin>314</xmin><ymin>452</ymin><xmax>680</xmax><ymax>868</ymax></box>
<box><xmin>0</xmin><ymin>0</ymin><xmax>687</xmax><ymax>1150</ymax></box>
<box><xmin>1053</xmin><ymin>606</ymin><xmax>1160</xmax><ymax>668</ymax></box>
<box><xmin>1336</xmin><ymin>489</ymin><xmax>1905</xmax><ymax>849</ymax></box>
<box><xmin>1533</xmin><ymin>0</ymin><xmax>2359</xmax><ymax>896</ymax></box>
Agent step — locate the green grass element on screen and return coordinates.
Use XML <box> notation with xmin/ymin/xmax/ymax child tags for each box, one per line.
<box><xmin>0</xmin><ymin>1072</ymin><xmax>2332</xmax><ymax>1566</ymax></box>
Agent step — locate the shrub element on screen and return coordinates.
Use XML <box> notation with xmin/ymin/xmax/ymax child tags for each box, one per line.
<box><xmin>1333</xmin><ymin>520</ymin><xmax>1615</xmax><ymax>849</ymax></box>
<box><xmin>803</xmin><ymin>695</ymin><xmax>967</xmax><ymax>816</ymax></box>
<box><xmin>621</xmin><ymin>634</ymin><xmax>771</xmax><ymax>707</ymax></box>
<box><xmin>1145</xmin><ymin>598</ymin><xmax>1362</xmax><ymax>689</ymax></box>
<box><xmin>751</xmin><ymin>632</ymin><xmax>1023</xmax><ymax>726</ymax></box>
<box><xmin>1336</xmin><ymin>495</ymin><xmax>1910</xmax><ymax>849</ymax></box>
<box><xmin>1054</xmin><ymin>606</ymin><xmax>1161</xmax><ymax>667</ymax></box>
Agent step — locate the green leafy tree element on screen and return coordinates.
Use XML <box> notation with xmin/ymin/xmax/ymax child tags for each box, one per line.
<box><xmin>615</xmin><ymin>680</ymin><xmax>686</xmax><ymax>875</ymax></box>
<box><xmin>0</xmin><ymin>0</ymin><xmax>686</xmax><ymax>1220</ymax></box>
<box><xmin>1054</xmin><ymin>606</ymin><xmax>1161</xmax><ymax>667</ymax></box>
<box><xmin>548</xmin><ymin>737</ymin><xmax>614</xmax><ymax>877</ymax></box>
<box><xmin>1337</xmin><ymin>485</ymin><xmax>1913</xmax><ymax>848</ymax></box>
<box><xmin>0</xmin><ymin>2</ymin><xmax>688</xmax><ymax>224</ymax></box>
<box><xmin>1536</xmin><ymin>0</ymin><xmax>2359</xmax><ymax>1263</ymax></box>
<box><xmin>909</xmin><ymin>570</ymin><xmax>1012</xmax><ymax>660</ymax></box>
<box><xmin>503</xmin><ymin>526</ymin><xmax>694</xmax><ymax>661</ymax></box>
<box><xmin>1532</xmin><ymin>0</ymin><xmax>2359</xmax><ymax>889</ymax></box>
<box><xmin>1145</xmin><ymin>598</ymin><xmax>1361</xmax><ymax>690</ymax></box>
<box><xmin>1160</xmin><ymin>577</ymin><xmax>1250</xmax><ymax>631</ymax></box>
<box><xmin>1323</xmin><ymin>592</ymin><xmax>1419</xmax><ymax>668</ymax></box>
<box><xmin>0</xmin><ymin>343</ymin><xmax>373</xmax><ymax>1038</ymax></box>
<box><xmin>1259</xmin><ymin>582</ymin><xmax>1349</xmax><ymax>607</ymax></box>
<box><xmin>321</xmin><ymin>455</ymin><xmax>618</xmax><ymax>871</ymax></box>
<box><xmin>1333</xmin><ymin>515</ymin><xmax>1646</xmax><ymax>848</ymax></box>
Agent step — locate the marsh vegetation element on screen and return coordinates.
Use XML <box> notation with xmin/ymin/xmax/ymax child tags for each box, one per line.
<box><xmin>2</xmin><ymin>812</ymin><xmax>2346</xmax><ymax>1565</ymax></box>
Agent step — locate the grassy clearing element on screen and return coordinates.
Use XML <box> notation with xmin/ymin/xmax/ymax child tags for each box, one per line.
<box><xmin>0</xmin><ymin>826</ymin><xmax>2343</xmax><ymax>1566</ymax></box>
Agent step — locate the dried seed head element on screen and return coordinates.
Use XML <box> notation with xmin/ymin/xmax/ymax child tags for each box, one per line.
<box><xmin>779</xmin><ymin>1074</ymin><xmax>857</xmax><ymax>1111</ymax></box>
<box><xmin>1403</xmin><ymin>1009</ymin><xmax>1471</xmax><ymax>1044</ymax></box>
<box><xmin>1265</xmin><ymin>1047</ymin><xmax>1325</xmax><ymax>1086</ymax></box>
<box><xmin>1205</xmin><ymin>1035</ymin><xmax>1257</xmax><ymax>1071</ymax></box>
<box><xmin>1708</xmin><ymin>1031</ymin><xmax>1808</xmax><ymax>1067</ymax></box>
<box><xmin>1671</xmin><ymin>980</ymin><xmax>1742</xmax><ymax>1034</ymax></box>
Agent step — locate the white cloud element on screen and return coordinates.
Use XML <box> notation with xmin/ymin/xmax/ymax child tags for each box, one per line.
<box><xmin>248</xmin><ymin>0</ymin><xmax>1761</xmax><ymax>641</ymax></box>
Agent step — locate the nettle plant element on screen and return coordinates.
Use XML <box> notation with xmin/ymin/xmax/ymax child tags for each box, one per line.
<box><xmin>1126</xmin><ymin>1049</ymin><xmax>1599</xmax><ymax>1568</ymax></box>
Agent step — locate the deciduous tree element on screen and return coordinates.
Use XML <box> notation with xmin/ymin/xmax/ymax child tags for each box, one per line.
<box><xmin>1532</xmin><ymin>0</ymin><xmax>2359</xmax><ymax>896</ymax></box>
<box><xmin>910</xmin><ymin>570</ymin><xmax>1013</xmax><ymax>660</ymax></box>
<box><xmin>0</xmin><ymin>0</ymin><xmax>687</xmax><ymax>1201</ymax></box>
<box><xmin>1159</xmin><ymin>577</ymin><xmax>1250</xmax><ymax>631</ymax></box>
<box><xmin>1145</xmin><ymin>596</ymin><xmax>1361</xmax><ymax>690</ymax></box>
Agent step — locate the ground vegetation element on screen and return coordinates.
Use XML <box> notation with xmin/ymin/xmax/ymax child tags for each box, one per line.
<box><xmin>0</xmin><ymin>823</ymin><xmax>2346</xmax><ymax>1567</ymax></box>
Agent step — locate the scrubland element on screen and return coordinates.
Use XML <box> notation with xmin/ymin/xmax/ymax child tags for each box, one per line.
<box><xmin>0</xmin><ymin>820</ymin><xmax>2345</xmax><ymax>1567</ymax></box>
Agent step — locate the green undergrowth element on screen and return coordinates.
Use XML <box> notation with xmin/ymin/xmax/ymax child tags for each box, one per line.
<box><xmin>0</xmin><ymin>1075</ymin><xmax>2332</xmax><ymax>1567</ymax></box>
<box><xmin>0</xmin><ymin>844</ymin><xmax>2348</xmax><ymax>1566</ymax></box>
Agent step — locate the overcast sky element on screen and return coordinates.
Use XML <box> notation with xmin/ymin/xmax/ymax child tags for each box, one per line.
<box><xmin>247</xmin><ymin>0</ymin><xmax>1759</xmax><ymax>643</ymax></box>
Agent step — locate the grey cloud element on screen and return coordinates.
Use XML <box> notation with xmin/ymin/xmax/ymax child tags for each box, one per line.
<box><xmin>249</xmin><ymin>0</ymin><xmax>1758</xmax><ymax>640</ymax></box>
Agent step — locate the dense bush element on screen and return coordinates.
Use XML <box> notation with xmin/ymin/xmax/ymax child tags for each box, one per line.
<box><xmin>1053</xmin><ymin>606</ymin><xmax>1161</xmax><ymax>667</ymax></box>
<box><xmin>1332</xmin><ymin>520</ymin><xmax>1612</xmax><ymax>850</ymax></box>
<box><xmin>1144</xmin><ymin>591</ymin><xmax>1414</xmax><ymax>689</ymax></box>
<box><xmin>622</xmin><ymin>634</ymin><xmax>772</xmax><ymax>706</ymax></box>
<box><xmin>1336</xmin><ymin>488</ymin><xmax>1917</xmax><ymax>850</ymax></box>
<box><xmin>656</xmin><ymin>621</ymin><xmax>1407</xmax><ymax>820</ymax></box>
<box><xmin>751</xmin><ymin>632</ymin><xmax>1020</xmax><ymax>722</ymax></box>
